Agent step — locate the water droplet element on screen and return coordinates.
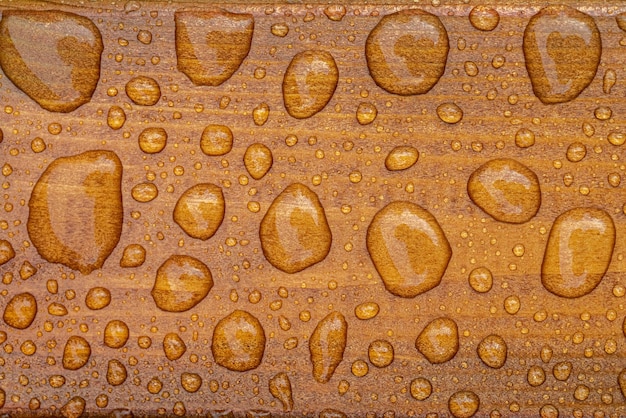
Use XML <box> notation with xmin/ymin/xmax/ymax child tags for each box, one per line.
<box><xmin>309</xmin><ymin>311</ymin><xmax>347</xmax><ymax>383</ymax></box>
<box><xmin>131</xmin><ymin>182</ymin><xmax>158</xmax><ymax>203</ymax></box>
<box><xmin>137</xmin><ymin>29</ymin><xmax>152</xmax><ymax>45</ymax></box>
<box><xmin>3</xmin><ymin>292</ymin><xmax>37</xmax><ymax>329</ymax></box>
<box><xmin>27</xmin><ymin>151</ymin><xmax>123</xmax><ymax>275</ymax></box>
<box><xmin>48</xmin><ymin>302</ymin><xmax>68</xmax><ymax>316</ymax></box>
<box><xmin>527</xmin><ymin>365</ymin><xmax>546</xmax><ymax>386</ymax></box>
<box><xmin>244</xmin><ymin>144</ymin><xmax>273</xmax><ymax>180</ymax></box>
<box><xmin>608</xmin><ymin>131</ymin><xmax>626</xmax><ymax>146</ymax></box>
<box><xmin>603</xmin><ymin>69</ymin><xmax>616</xmax><ymax>94</ymax></box>
<box><xmin>120</xmin><ymin>244</ymin><xmax>146</xmax><ymax>268</ymax></box>
<box><xmin>19</xmin><ymin>261</ymin><xmax>37</xmax><ymax>280</ymax></box>
<box><xmin>618</xmin><ymin>368</ymin><xmax>626</xmax><ymax>399</ymax></box>
<box><xmin>448</xmin><ymin>391</ymin><xmax>480</xmax><ymax>418</ymax></box>
<box><xmin>539</xmin><ymin>404</ymin><xmax>559</xmax><ymax>418</ymax></box>
<box><xmin>416</xmin><ymin>317</ymin><xmax>458</xmax><ymax>364</ymax></box>
<box><xmin>366</xmin><ymin>9</ymin><xmax>449</xmax><ymax>95</ymax></box>
<box><xmin>367</xmin><ymin>201</ymin><xmax>451</xmax><ymax>298</ymax></box>
<box><xmin>356</xmin><ymin>102</ymin><xmax>378</xmax><ymax>125</ymax></box>
<box><xmin>63</xmin><ymin>335</ymin><xmax>91</xmax><ymax>370</ymax></box>
<box><xmin>354</xmin><ymin>302</ymin><xmax>379</xmax><ymax>320</ymax></box>
<box><xmin>212</xmin><ymin>310</ymin><xmax>266</xmax><ymax>371</ymax></box>
<box><xmin>260</xmin><ymin>183</ymin><xmax>331</xmax><ymax>274</ymax></box>
<box><xmin>271</xmin><ymin>23</ymin><xmax>289</xmax><ymax>37</ymax></box>
<box><xmin>351</xmin><ymin>359</ymin><xmax>368</xmax><ymax>377</ymax></box>
<box><xmin>151</xmin><ymin>255</ymin><xmax>213</xmax><ymax>312</ymax></box>
<box><xmin>504</xmin><ymin>295</ymin><xmax>521</xmax><ymax>314</ymax></box>
<box><xmin>163</xmin><ymin>332</ymin><xmax>186</xmax><ymax>361</ymax></box>
<box><xmin>523</xmin><ymin>5</ymin><xmax>601</xmax><ymax>104</ymax></box>
<box><xmin>104</xmin><ymin>320</ymin><xmax>129</xmax><ymax>349</ymax></box>
<box><xmin>368</xmin><ymin>339</ymin><xmax>394</xmax><ymax>367</ymax></box>
<box><xmin>147</xmin><ymin>377</ymin><xmax>163</xmax><ymax>394</ymax></box>
<box><xmin>467</xmin><ymin>158</ymin><xmax>541</xmax><ymax>224</ymax></box>
<box><xmin>542</xmin><ymin>208</ymin><xmax>615</xmax><ymax>298</ymax></box>
<box><xmin>173</xmin><ymin>183</ymin><xmax>225</xmax><ymax>240</ymax></box>
<box><xmin>385</xmin><ymin>146</ymin><xmax>418</xmax><ymax>171</ymax></box>
<box><xmin>107</xmin><ymin>359</ymin><xmax>127</xmax><ymax>386</ymax></box>
<box><xmin>566</xmin><ymin>142</ymin><xmax>586</xmax><ymax>162</ymax></box>
<box><xmin>175</xmin><ymin>10</ymin><xmax>254</xmax><ymax>86</ymax></box>
<box><xmin>477</xmin><ymin>334</ymin><xmax>507</xmax><ymax>368</ymax></box>
<box><xmin>468</xmin><ymin>267</ymin><xmax>493</xmax><ymax>293</ymax></box>
<box><xmin>85</xmin><ymin>287</ymin><xmax>111</xmax><ymax>310</ymax></box>
<box><xmin>0</xmin><ymin>10</ymin><xmax>103</xmax><ymax>112</ymax></box>
<box><xmin>0</xmin><ymin>240</ymin><xmax>14</xmax><ymax>266</ymax></box>
<box><xmin>107</xmin><ymin>106</ymin><xmax>126</xmax><ymax>130</ymax></box>
<box><xmin>283</xmin><ymin>50</ymin><xmax>338</xmax><ymax>119</ymax></box>
<box><xmin>469</xmin><ymin>6</ymin><xmax>500</xmax><ymax>31</ymax></box>
<box><xmin>125</xmin><ymin>76</ymin><xmax>160</xmax><ymax>106</ymax></box>
<box><xmin>437</xmin><ymin>102</ymin><xmax>463</xmax><ymax>124</ymax></box>
<box><xmin>515</xmin><ymin>128</ymin><xmax>536</xmax><ymax>148</ymax></box>
<box><xmin>252</xmin><ymin>102</ymin><xmax>270</xmax><ymax>126</ymax></box>
<box><xmin>269</xmin><ymin>372</ymin><xmax>293</xmax><ymax>412</ymax></box>
<box><xmin>319</xmin><ymin>410</ymin><xmax>346</xmax><ymax>418</ymax></box>
<box><xmin>61</xmin><ymin>396</ymin><xmax>86</xmax><ymax>418</ymax></box>
<box><xmin>410</xmin><ymin>377</ymin><xmax>432</xmax><ymax>401</ymax></box>
<box><xmin>324</xmin><ymin>5</ymin><xmax>346</xmax><ymax>21</ymax></box>
<box><xmin>180</xmin><ymin>372</ymin><xmax>202</xmax><ymax>393</ymax></box>
<box><xmin>552</xmin><ymin>361</ymin><xmax>572</xmax><ymax>381</ymax></box>
<box><xmin>138</xmin><ymin>127</ymin><xmax>167</xmax><ymax>154</ymax></box>
<box><xmin>201</xmin><ymin>125</ymin><xmax>233</xmax><ymax>156</ymax></box>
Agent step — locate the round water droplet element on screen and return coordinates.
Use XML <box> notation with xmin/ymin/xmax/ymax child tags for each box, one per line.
<box><xmin>163</xmin><ymin>332</ymin><xmax>186</xmax><ymax>361</ymax></box>
<box><xmin>515</xmin><ymin>128</ymin><xmax>535</xmax><ymax>148</ymax></box>
<box><xmin>120</xmin><ymin>244</ymin><xmax>146</xmax><ymax>268</ymax></box>
<box><xmin>477</xmin><ymin>334</ymin><xmax>507</xmax><ymax>368</ymax></box>
<box><xmin>200</xmin><ymin>125</ymin><xmax>233</xmax><ymax>156</ymax></box>
<box><xmin>138</xmin><ymin>127</ymin><xmax>167</xmax><ymax>154</ymax></box>
<box><xmin>542</xmin><ymin>208</ymin><xmax>615</xmax><ymax>298</ymax></box>
<box><xmin>125</xmin><ymin>76</ymin><xmax>161</xmax><ymax>106</ymax></box>
<box><xmin>175</xmin><ymin>10</ymin><xmax>254</xmax><ymax>86</ymax></box>
<box><xmin>131</xmin><ymin>182</ymin><xmax>158</xmax><ymax>203</ymax></box>
<box><xmin>467</xmin><ymin>158</ymin><xmax>541</xmax><ymax>224</ymax></box>
<box><xmin>365</xmin><ymin>9</ymin><xmax>449</xmax><ymax>95</ymax></box>
<box><xmin>61</xmin><ymin>396</ymin><xmax>86</xmax><ymax>418</ymax></box>
<box><xmin>504</xmin><ymin>295</ymin><xmax>521</xmax><ymax>314</ymax></box>
<box><xmin>367</xmin><ymin>201</ymin><xmax>451</xmax><ymax>298</ymax></box>
<box><xmin>85</xmin><ymin>287</ymin><xmax>111</xmax><ymax>310</ymax></box>
<box><xmin>104</xmin><ymin>320</ymin><xmax>129</xmax><ymax>349</ymax></box>
<box><xmin>437</xmin><ymin>102</ymin><xmax>463</xmax><ymax>124</ymax></box>
<box><xmin>539</xmin><ymin>404</ymin><xmax>559</xmax><ymax>418</ymax></box>
<box><xmin>253</xmin><ymin>102</ymin><xmax>270</xmax><ymax>126</ymax></box>
<box><xmin>3</xmin><ymin>292</ymin><xmax>37</xmax><ymax>329</ymax></box>
<box><xmin>309</xmin><ymin>311</ymin><xmax>347</xmax><ymax>383</ymax></box>
<box><xmin>173</xmin><ymin>183</ymin><xmax>225</xmax><ymax>240</ymax></box>
<box><xmin>385</xmin><ymin>146</ymin><xmax>418</xmax><ymax>171</ymax></box>
<box><xmin>368</xmin><ymin>339</ymin><xmax>394</xmax><ymax>368</ymax></box>
<box><xmin>410</xmin><ymin>377</ymin><xmax>432</xmax><ymax>401</ymax></box>
<box><xmin>468</xmin><ymin>267</ymin><xmax>493</xmax><ymax>293</ymax></box>
<box><xmin>469</xmin><ymin>6</ymin><xmax>500</xmax><ymax>31</ymax></box>
<box><xmin>283</xmin><ymin>50</ymin><xmax>338</xmax><ymax>119</ymax></box>
<box><xmin>448</xmin><ymin>391</ymin><xmax>480</xmax><ymax>418</ymax></box>
<box><xmin>260</xmin><ymin>183</ymin><xmax>331</xmax><ymax>274</ymax></box>
<box><xmin>244</xmin><ymin>144</ymin><xmax>273</xmax><ymax>180</ymax></box>
<box><xmin>527</xmin><ymin>365</ymin><xmax>546</xmax><ymax>386</ymax></box>
<box><xmin>107</xmin><ymin>359</ymin><xmax>127</xmax><ymax>386</ymax></box>
<box><xmin>552</xmin><ymin>361</ymin><xmax>572</xmax><ymax>381</ymax></box>
<box><xmin>63</xmin><ymin>335</ymin><xmax>91</xmax><ymax>370</ymax></box>
<box><xmin>152</xmin><ymin>255</ymin><xmax>213</xmax><ymax>312</ymax></box>
<box><xmin>416</xmin><ymin>317</ymin><xmax>458</xmax><ymax>364</ymax></box>
<box><xmin>354</xmin><ymin>302</ymin><xmax>379</xmax><ymax>320</ymax></box>
<box><xmin>271</xmin><ymin>23</ymin><xmax>289</xmax><ymax>37</ymax></box>
<box><xmin>181</xmin><ymin>372</ymin><xmax>202</xmax><ymax>393</ymax></box>
<box><xmin>356</xmin><ymin>102</ymin><xmax>377</xmax><ymax>125</ymax></box>
<box><xmin>319</xmin><ymin>410</ymin><xmax>346</xmax><ymax>418</ymax></box>
<box><xmin>212</xmin><ymin>310</ymin><xmax>266</xmax><ymax>371</ymax></box>
<box><xmin>566</xmin><ymin>142</ymin><xmax>586</xmax><ymax>162</ymax></box>
<box><xmin>523</xmin><ymin>5</ymin><xmax>601</xmax><ymax>104</ymax></box>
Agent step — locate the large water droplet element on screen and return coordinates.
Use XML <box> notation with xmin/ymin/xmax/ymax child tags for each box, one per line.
<box><xmin>151</xmin><ymin>255</ymin><xmax>213</xmax><ymax>312</ymax></box>
<box><xmin>260</xmin><ymin>183</ymin><xmax>332</xmax><ymax>274</ymax></box>
<box><xmin>3</xmin><ymin>292</ymin><xmax>37</xmax><ymax>329</ymax></box>
<box><xmin>367</xmin><ymin>201</ymin><xmax>451</xmax><ymax>298</ymax></box>
<box><xmin>416</xmin><ymin>317</ymin><xmax>458</xmax><ymax>364</ymax></box>
<box><xmin>467</xmin><ymin>158</ymin><xmax>541</xmax><ymax>224</ymax></box>
<box><xmin>175</xmin><ymin>10</ymin><xmax>254</xmax><ymax>86</ymax></box>
<box><xmin>63</xmin><ymin>335</ymin><xmax>91</xmax><ymax>370</ymax></box>
<box><xmin>542</xmin><ymin>208</ymin><xmax>615</xmax><ymax>298</ymax></box>
<box><xmin>27</xmin><ymin>151</ymin><xmax>123</xmax><ymax>275</ymax></box>
<box><xmin>365</xmin><ymin>9</ymin><xmax>449</xmax><ymax>95</ymax></box>
<box><xmin>523</xmin><ymin>5</ymin><xmax>601</xmax><ymax>104</ymax></box>
<box><xmin>173</xmin><ymin>184</ymin><xmax>225</xmax><ymax>240</ymax></box>
<box><xmin>309</xmin><ymin>311</ymin><xmax>347</xmax><ymax>383</ymax></box>
<box><xmin>283</xmin><ymin>50</ymin><xmax>338</xmax><ymax>119</ymax></box>
<box><xmin>211</xmin><ymin>310</ymin><xmax>266</xmax><ymax>371</ymax></box>
<box><xmin>0</xmin><ymin>10</ymin><xmax>103</xmax><ymax>112</ymax></box>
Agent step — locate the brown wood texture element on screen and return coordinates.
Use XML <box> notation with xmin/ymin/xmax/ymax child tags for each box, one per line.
<box><xmin>0</xmin><ymin>1</ymin><xmax>624</xmax><ymax>417</ymax></box>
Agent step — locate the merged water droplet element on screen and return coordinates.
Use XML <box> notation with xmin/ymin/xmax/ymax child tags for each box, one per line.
<box><xmin>268</xmin><ymin>372</ymin><xmax>293</xmax><ymax>412</ymax></box>
<box><xmin>523</xmin><ymin>5</ymin><xmax>601</xmax><ymax>104</ymax></box>
<box><xmin>415</xmin><ymin>317</ymin><xmax>459</xmax><ymax>364</ymax></box>
<box><xmin>151</xmin><ymin>255</ymin><xmax>213</xmax><ymax>312</ymax></box>
<box><xmin>27</xmin><ymin>150</ymin><xmax>123</xmax><ymax>275</ymax></box>
<box><xmin>211</xmin><ymin>310</ymin><xmax>266</xmax><ymax>371</ymax></box>
<box><xmin>542</xmin><ymin>208</ymin><xmax>615</xmax><ymax>298</ymax></box>
<box><xmin>244</xmin><ymin>143</ymin><xmax>273</xmax><ymax>180</ymax></box>
<box><xmin>365</xmin><ymin>9</ymin><xmax>449</xmax><ymax>95</ymax></box>
<box><xmin>173</xmin><ymin>183</ymin><xmax>225</xmax><ymax>240</ymax></box>
<box><xmin>283</xmin><ymin>50</ymin><xmax>338</xmax><ymax>119</ymax></box>
<box><xmin>448</xmin><ymin>391</ymin><xmax>480</xmax><ymax>418</ymax></box>
<box><xmin>467</xmin><ymin>158</ymin><xmax>541</xmax><ymax>224</ymax></box>
<box><xmin>0</xmin><ymin>10</ymin><xmax>103</xmax><ymax>112</ymax></box>
<box><xmin>163</xmin><ymin>332</ymin><xmax>187</xmax><ymax>361</ymax></box>
<box><xmin>3</xmin><ymin>292</ymin><xmax>37</xmax><ymax>329</ymax></box>
<box><xmin>175</xmin><ymin>10</ymin><xmax>254</xmax><ymax>86</ymax></box>
<box><xmin>260</xmin><ymin>183</ymin><xmax>332</xmax><ymax>274</ymax></box>
<box><xmin>477</xmin><ymin>334</ymin><xmax>507</xmax><ymax>368</ymax></box>
<box><xmin>385</xmin><ymin>146</ymin><xmax>419</xmax><ymax>171</ymax></box>
<box><xmin>107</xmin><ymin>359</ymin><xmax>127</xmax><ymax>386</ymax></box>
<box><xmin>309</xmin><ymin>311</ymin><xmax>347</xmax><ymax>383</ymax></box>
<box><xmin>63</xmin><ymin>335</ymin><xmax>91</xmax><ymax>370</ymax></box>
<box><xmin>367</xmin><ymin>201</ymin><xmax>451</xmax><ymax>298</ymax></box>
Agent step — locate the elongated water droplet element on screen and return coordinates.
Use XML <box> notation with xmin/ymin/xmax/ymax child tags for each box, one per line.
<box><xmin>309</xmin><ymin>311</ymin><xmax>347</xmax><ymax>383</ymax></box>
<box><xmin>268</xmin><ymin>372</ymin><xmax>293</xmax><ymax>412</ymax></box>
<box><xmin>3</xmin><ymin>292</ymin><xmax>37</xmax><ymax>329</ymax></box>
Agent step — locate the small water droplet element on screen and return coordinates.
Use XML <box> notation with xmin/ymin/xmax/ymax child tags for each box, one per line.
<box><xmin>131</xmin><ymin>182</ymin><xmax>158</xmax><ymax>203</ymax></box>
<box><xmin>138</xmin><ymin>127</ymin><xmax>167</xmax><ymax>154</ymax></box>
<box><xmin>0</xmin><ymin>240</ymin><xmax>14</xmax><ymax>266</ymax></box>
<box><xmin>85</xmin><ymin>287</ymin><xmax>111</xmax><ymax>310</ymax></box>
<box><xmin>448</xmin><ymin>391</ymin><xmax>480</xmax><ymax>418</ymax></box>
<box><xmin>437</xmin><ymin>102</ymin><xmax>463</xmax><ymax>124</ymax></box>
<box><xmin>552</xmin><ymin>361</ymin><xmax>572</xmax><ymax>381</ymax></box>
<box><xmin>410</xmin><ymin>377</ymin><xmax>432</xmax><ymax>401</ymax></box>
<box><xmin>385</xmin><ymin>146</ymin><xmax>418</xmax><ymax>171</ymax></box>
<box><xmin>356</xmin><ymin>102</ymin><xmax>378</xmax><ymax>125</ymax></box>
<box><xmin>324</xmin><ymin>5</ymin><xmax>346</xmax><ymax>21</ymax></box>
<box><xmin>515</xmin><ymin>128</ymin><xmax>535</xmax><ymax>148</ymax></box>
<box><xmin>61</xmin><ymin>396</ymin><xmax>86</xmax><ymax>418</ymax></box>
<box><xmin>271</xmin><ymin>23</ymin><xmax>289</xmax><ymax>37</ymax></box>
<box><xmin>268</xmin><ymin>372</ymin><xmax>293</xmax><ymax>412</ymax></box>
<box><xmin>104</xmin><ymin>320</ymin><xmax>129</xmax><ymax>348</ymax></box>
<box><xmin>120</xmin><ymin>244</ymin><xmax>146</xmax><ymax>268</ymax></box>
<box><xmin>180</xmin><ymin>372</ymin><xmax>202</xmax><ymax>393</ymax></box>
<box><xmin>354</xmin><ymin>302</ymin><xmax>379</xmax><ymax>320</ymax></box>
<box><xmin>368</xmin><ymin>339</ymin><xmax>394</xmax><ymax>368</ymax></box>
<box><xmin>107</xmin><ymin>106</ymin><xmax>126</xmax><ymax>130</ymax></box>
<box><xmin>603</xmin><ymin>69</ymin><xmax>616</xmax><ymax>94</ymax></box>
<box><xmin>468</xmin><ymin>267</ymin><xmax>493</xmax><ymax>293</ymax></box>
<box><xmin>107</xmin><ymin>359</ymin><xmax>127</xmax><ymax>386</ymax></box>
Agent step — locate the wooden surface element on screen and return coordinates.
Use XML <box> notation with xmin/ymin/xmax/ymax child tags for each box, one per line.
<box><xmin>0</xmin><ymin>1</ymin><xmax>624</xmax><ymax>417</ymax></box>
